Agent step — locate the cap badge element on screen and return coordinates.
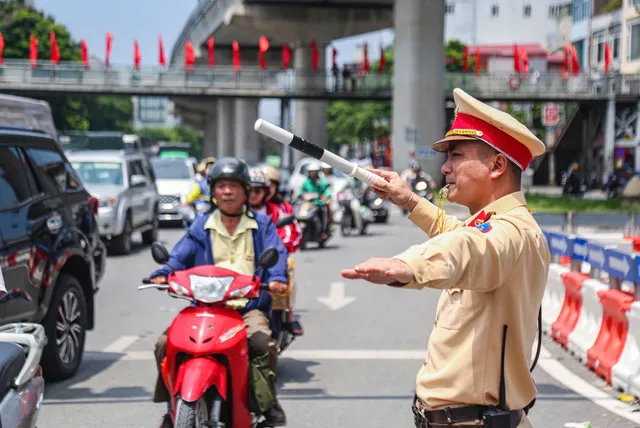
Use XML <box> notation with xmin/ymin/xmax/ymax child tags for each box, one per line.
<box><xmin>445</xmin><ymin>129</ymin><xmax>484</xmax><ymax>138</ymax></box>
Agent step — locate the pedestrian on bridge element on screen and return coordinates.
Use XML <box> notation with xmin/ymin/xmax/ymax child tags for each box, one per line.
<box><xmin>342</xmin><ymin>88</ymin><xmax>550</xmax><ymax>428</ymax></box>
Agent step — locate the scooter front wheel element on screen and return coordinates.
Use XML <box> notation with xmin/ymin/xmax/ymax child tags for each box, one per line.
<box><xmin>174</xmin><ymin>394</ymin><xmax>223</xmax><ymax>428</ymax></box>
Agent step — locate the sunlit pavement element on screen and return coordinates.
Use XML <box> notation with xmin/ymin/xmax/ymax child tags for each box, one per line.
<box><xmin>39</xmin><ymin>208</ymin><xmax>640</xmax><ymax>427</ymax></box>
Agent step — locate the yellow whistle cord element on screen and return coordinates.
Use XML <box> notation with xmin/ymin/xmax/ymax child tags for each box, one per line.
<box><xmin>436</xmin><ymin>186</ymin><xmax>450</xmax><ymax>235</ymax></box>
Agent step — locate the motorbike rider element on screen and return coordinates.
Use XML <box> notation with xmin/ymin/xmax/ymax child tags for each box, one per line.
<box><xmin>183</xmin><ymin>156</ymin><xmax>216</xmax><ymax>207</ymax></box>
<box><xmin>250</xmin><ymin>166</ymin><xmax>304</xmax><ymax>336</ymax></box>
<box><xmin>298</xmin><ymin>162</ymin><xmax>333</xmax><ymax>238</ymax></box>
<box><xmin>148</xmin><ymin>157</ymin><xmax>289</xmax><ymax>428</ymax></box>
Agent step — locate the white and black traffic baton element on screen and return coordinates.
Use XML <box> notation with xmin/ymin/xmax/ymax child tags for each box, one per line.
<box><xmin>254</xmin><ymin>119</ymin><xmax>384</xmax><ymax>188</ymax></box>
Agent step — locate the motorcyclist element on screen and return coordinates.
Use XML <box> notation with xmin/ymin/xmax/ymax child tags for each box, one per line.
<box><xmin>298</xmin><ymin>162</ymin><xmax>333</xmax><ymax>238</ymax></box>
<box><xmin>183</xmin><ymin>156</ymin><xmax>216</xmax><ymax>206</ymax></box>
<box><xmin>252</xmin><ymin>166</ymin><xmax>304</xmax><ymax>336</ymax></box>
<box><xmin>148</xmin><ymin>157</ymin><xmax>289</xmax><ymax>428</ymax></box>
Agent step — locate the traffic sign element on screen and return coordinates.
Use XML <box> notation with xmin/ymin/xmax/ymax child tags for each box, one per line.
<box><xmin>586</xmin><ymin>243</ymin><xmax>606</xmax><ymax>270</ymax></box>
<box><xmin>604</xmin><ymin>249</ymin><xmax>634</xmax><ymax>282</ymax></box>
<box><xmin>635</xmin><ymin>255</ymin><xmax>640</xmax><ymax>284</ymax></box>
<box><xmin>548</xmin><ymin>232</ymin><xmax>571</xmax><ymax>257</ymax></box>
<box><xmin>542</xmin><ymin>103</ymin><xmax>560</xmax><ymax>127</ymax></box>
<box><xmin>572</xmin><ymin>238</ymin><xmax>588</xmax><ymax>261</ymax></box>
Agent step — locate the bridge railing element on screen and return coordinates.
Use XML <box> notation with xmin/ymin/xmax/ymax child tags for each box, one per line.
<box><xmin>0</xmin><ymin>59</ymin><xmax>637</xmax><ymax>97</ymax></box>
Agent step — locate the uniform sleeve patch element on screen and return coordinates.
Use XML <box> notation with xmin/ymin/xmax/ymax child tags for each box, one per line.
<box><xmin>475</xmin><ymin>222</ymin><xmax>492</xmax><ymax>233</ymax></box>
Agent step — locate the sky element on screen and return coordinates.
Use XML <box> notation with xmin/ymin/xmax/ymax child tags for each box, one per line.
<box><xmin>35</xmin><ymin>0</ymin><xmax>394</xmax><ymax>123</ymax></box>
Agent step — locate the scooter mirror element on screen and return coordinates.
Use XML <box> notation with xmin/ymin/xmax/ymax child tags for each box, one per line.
<box><xmin>258</xmin><ymin>247</ymin><xmax>279</xmax><ymax>269</ymax></box>
<box><xmin>275</xmin><ymin>214</ymin><xmax>295</xmax><ymax>228</ymax></box>
<box><xmin>151</xmin><ymin>242</ymin><xmax>170</xmax><ymax>265</ymax></box>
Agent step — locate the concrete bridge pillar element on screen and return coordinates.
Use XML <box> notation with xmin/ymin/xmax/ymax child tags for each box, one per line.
<box><xmin>203</xmin><ymin>109</ymin><xmax>218</xmax><ymax>158</ymax></box>
<box><xmin>234</xmin><ymin>98</ymin><xmax>261</xmax><ymax>164</ymax></box>
<box><xmin>217</xmin><ymin>98</ymin><xmax>235</xmax><ymax>157</ymax></box>
<box><xmin>392</xmin><ymin>0</ymin><xmax>446</xmax><ymax>180</ymax></box>
<box><xmin>604</xmin><ymin>97</ymin><xmax>616</xmax><ymax>179</ymax></box>
<box><xmin>293</xmin><ymin>42</ymin><xmax>327</xmax><ymax>165</ymax></box>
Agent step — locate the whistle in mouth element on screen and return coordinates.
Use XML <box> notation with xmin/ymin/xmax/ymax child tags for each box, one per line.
<box><xmin>439</xmin><ymin>184</ymin><xmax>450</xmax><ymax>200</ymax></box>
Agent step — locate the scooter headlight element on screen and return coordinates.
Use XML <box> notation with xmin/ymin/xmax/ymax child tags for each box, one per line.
<box><xmin>374</xmin><ymin>198</ymin><xmax>383</xmax><ymax>206</ymax></box>
<box><xmin>189</xmin><ymin>275</ymin><xmax>234</xmax><ymax>303</ymax></box>
<box><xmin>415</xmin><ymin>181</ymin><xmax>428</xmax><ymax>192</ymax></box>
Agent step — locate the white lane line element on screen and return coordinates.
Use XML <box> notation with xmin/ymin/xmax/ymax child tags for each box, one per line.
<box><xmin>86</xmin><ymin>344</ymin><xmax>640</xmax><ymax>424</ymax></box>
<box><xmin>90</xmin><ymin>349</ymin><xmax>427</xmax><ymax>361</ymax></box>
<box><xmin>537</xmin><ymin>346</ymin><xmax>640</xmax><ymax>425</ymax></box>
<box><xmin>101</xmin><ymin>335</ymin><xmax>141</xmax><ymax>353</ymax></box>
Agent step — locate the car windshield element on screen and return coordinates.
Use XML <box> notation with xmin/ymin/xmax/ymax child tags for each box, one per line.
<box><xmin>71</xmin><ymin>161</ymin><xmax>124</xmax><ymax>185</ymax></box>
<box><xmin>151</xmin><ymin>158</ymin><xmax>192</xmax><ymax>180</ymax></box>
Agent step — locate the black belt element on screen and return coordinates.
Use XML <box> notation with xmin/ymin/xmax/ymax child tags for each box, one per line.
<box><xmin>412</xmin><ymin>403</ymin><xmax>523</xmax><ymax>428</ymax></box>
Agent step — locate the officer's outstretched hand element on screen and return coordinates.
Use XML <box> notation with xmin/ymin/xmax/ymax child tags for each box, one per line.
<box><xmin>368</xmin><ymin>168</ymin><xmax>414</xmax><ymax>208</ymax></box>
<box><xmin>341</xmin><ymin>258</ymin><xmax>414</xmax><ymax>285</ymax></box>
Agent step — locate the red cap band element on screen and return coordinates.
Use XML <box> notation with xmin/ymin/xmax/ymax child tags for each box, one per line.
<box><xmin>448</xmin><ymin>113</ymin><xmax>532</xmax><ymax>170</ymax></box>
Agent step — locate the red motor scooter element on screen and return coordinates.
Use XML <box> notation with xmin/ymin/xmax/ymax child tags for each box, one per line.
<box><xmin>140</xmin><ymin>242</ymin><xmax>280</xmax><ymax>428</ymax></box>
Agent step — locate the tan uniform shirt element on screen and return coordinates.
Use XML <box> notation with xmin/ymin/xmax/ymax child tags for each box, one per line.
<box><xmin>393</xmin><ymin>192</ymin><xmax>550</xmax><ymax>411</ymax></box>
<box><xmin>204</xmin><ymin>210</ymin><xmax>258</xmax><ymax>276</ymax></box>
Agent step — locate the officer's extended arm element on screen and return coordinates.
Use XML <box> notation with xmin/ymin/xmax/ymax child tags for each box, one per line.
<box><xmin>392</xmin><ymin>219</ymin><xmax>523</xmax><ymax>292</ymax></box>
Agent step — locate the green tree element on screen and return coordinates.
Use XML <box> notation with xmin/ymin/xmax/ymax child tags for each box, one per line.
<box><xmin>137</xmin><ymin>125</ymin><xmax>204</xmax><ymax>154</ymax></box>
<box><xmin>0</xmin><ymin>1</ymin><xmax>132</xmax><ymax>131</ymax></box>
<box><xmin>326</xmin><ymin>44</ymin><xmax>394</xmax><ymax>146</ymax></box>
<box><xmin>601</xmin><ymin>0</ymin><xmax>622</xmax><ymax>14</ymax></box>
<box><xmin>445</xmin><ymin>40</ymin><xmax>478</xmax><ymax>72</ymax></box>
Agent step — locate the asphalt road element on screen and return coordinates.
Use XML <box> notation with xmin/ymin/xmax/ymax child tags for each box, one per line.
<box><xmin>39</xmin><ymin>207</ymin><xmax>640</xmax><ymax>428</ymax></box>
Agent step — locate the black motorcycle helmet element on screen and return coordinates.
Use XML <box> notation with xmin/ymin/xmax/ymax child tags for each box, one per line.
<box><xmin>207</xmin><ymin>157</ymin><xmax>252</xmax><ymax>217</ymax></box>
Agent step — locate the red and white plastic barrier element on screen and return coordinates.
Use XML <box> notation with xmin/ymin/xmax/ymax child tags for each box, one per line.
<box><xmin>586</xmin><ymin>289</ymin><xmax>634</xmax><ymax>384</ymax></box>
<box><xmin>542</xmin><ymin>263</ymin><xmax>569</xmax><ymax>334</ymax></box>
<box><xmin>611</xmin><ymin>302</ymin><xmax>640</xmax><ymax>394</ymax></box>
<box><xmin>568</xmin><ymin>278</ymin><xmax>608</xmax><ymax>363</ymax></box>
<box><xmin>551</xmin><ymin>271</ymin><xmax>589</xmax><ymax>347</ymax></box>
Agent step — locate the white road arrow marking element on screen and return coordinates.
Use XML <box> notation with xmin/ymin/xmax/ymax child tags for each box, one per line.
<box><xmin>317</xmin><ymin>282</ymin><xmax>356</xmax><ymax>311</ymax></box>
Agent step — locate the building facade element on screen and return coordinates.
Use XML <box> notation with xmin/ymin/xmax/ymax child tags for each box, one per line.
<box><xmin>445</xmin><ymin>0</ymin><xmax>572</xmax><ymax>47</ymax></box>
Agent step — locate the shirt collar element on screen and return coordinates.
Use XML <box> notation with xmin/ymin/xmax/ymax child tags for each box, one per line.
<box><xmin>465</xmin><ymin>191</ymin><xmax>527</xmax><ymax>227</ymax></box>
<box><xmin>204</xmin><ymin>210</ymin><xmax>258</xmax><ymax>238</ymax></box>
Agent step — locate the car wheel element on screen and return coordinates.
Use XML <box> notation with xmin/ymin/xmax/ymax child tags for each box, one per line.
<box><xmin>142</xmin><ymin>209</ymin><xmax>159</xmax><ymax>245</ymax></box>
<box><xmin>111</xmin><ymin>216</ymin><xmax>132</xmax><ymax>255</ymax></box>
<box><xmin>41</xmin><ymin>274</ymin><xmax>87</xmax><ymax>381</ymax></box>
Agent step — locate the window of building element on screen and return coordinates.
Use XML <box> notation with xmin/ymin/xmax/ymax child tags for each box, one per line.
<box><xmin>491</xmin><ymin>5</ymin><xmax>499</xmax><ymax>16</ymax></box>
<box><xmin>610</xmin><ymin>24</ymin><xmax>621</xmax><ymax>60</ymax></box>
<box><xmin>572</xmin><ymin>0</ymin><xmax>590</xmax><ymax>23</ymax></box>
<box><xmin>549</xmin><ymin>5</ymin><xmax>557</xmax><ymax>18</ymax></box>
<box><xmin>629</xmin><ymin>22</ymin><xmax>640</xmax><ymax>61</ymax></box>
<box><xmin>592</xmin><ymin>30</ymin><xmax>605</xmax><ymax>66</ymax></box>
<box><xmin>524</xmin><ymin>4</ymin><xmax>532</xmax><ymax>17</ymax></box>
<box><xmin>446</xmin><ymin>2</ymin><xmax>455</xmax><ymax>14</ymax></box>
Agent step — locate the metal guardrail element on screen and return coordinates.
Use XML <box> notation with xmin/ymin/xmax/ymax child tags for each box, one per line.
<box><xmin>544</xmin><ymin>230</ymin><xmax>639</xmax><ymax>298</ymax></box>
<box><xmin>534</xmin><ymin>212</ymin><xmax>640</xmax><ymax>232</ymax></box>
<box><xmin>1</xmin><ymin>60</ymin><xmax>639</xmax><ymax>100</ymax></box>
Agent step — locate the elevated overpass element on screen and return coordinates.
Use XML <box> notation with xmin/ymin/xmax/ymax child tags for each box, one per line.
<box><xmin>168</xmin><ymin>0</ymin><xmax>395</xmax><ymax>165</ymax></box>
<box><xmin>2</xmin><ymin>60</ymin><xmax>639</xmax><ymax>102</ymax></box>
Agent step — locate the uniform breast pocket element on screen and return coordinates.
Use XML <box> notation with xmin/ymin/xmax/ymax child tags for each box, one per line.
<box><xmin>435</xmin><ymin>288</ymin><xmax>465</xmax><ymax>330</ymax></box>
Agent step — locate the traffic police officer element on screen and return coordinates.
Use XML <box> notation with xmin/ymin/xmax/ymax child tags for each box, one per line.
<box><xmin>342</xmin><ymin>88</ymin><xmax>550</xmax><ymax>427</ymax></box>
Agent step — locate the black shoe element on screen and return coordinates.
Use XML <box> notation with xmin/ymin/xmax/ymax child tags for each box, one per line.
<box><xmin>159</xmin><ymin>414</ymin><xmax>172</xmax><ymax>428</ymax></box>
<box><xmin>264</xmin><ymin>402</ymin><xmax>287</xmax><ymax>426</ymax></box>
<box><xmin>288</xmin><ymin>320</ymin><xmax>304</xmax><ymax>337</ymax></box>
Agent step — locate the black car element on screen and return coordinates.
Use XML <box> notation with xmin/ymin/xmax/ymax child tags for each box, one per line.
<box><xmin>0</xmin><ymin>94</ymin><xmax>106</xmax><ymax>380</ymax></box>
